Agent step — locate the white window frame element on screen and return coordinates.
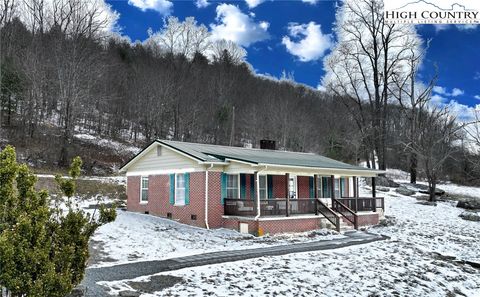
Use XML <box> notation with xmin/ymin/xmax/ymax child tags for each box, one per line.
<box><xmin>258</xmin><ymin>175</ymin><xmax>268</xmax><ymax>199</ymax></box>
<box><xmin>175</xmin><ymin>173</ymin><xmax>186</xmax><ymax>206</ymax></box>
<box><xmin>140</xmin><ymin>176</ymin><xmax>149</xmax><ymax>204</ymax></box>
<box><xmin>226</xmin><ymin>174</ymin><xmax>240</xmax><ymax>199</ymax></box>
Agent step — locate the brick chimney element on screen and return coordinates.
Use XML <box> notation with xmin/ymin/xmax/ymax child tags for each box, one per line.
<box><xmin>260</xmin><ymin>139</ymin><xmax>276</xmax><ymax>150</ymax></box>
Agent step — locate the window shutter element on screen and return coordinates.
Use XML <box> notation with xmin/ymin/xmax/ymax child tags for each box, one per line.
<box><xmin>322</xmin><ymin>177</ymin><xmax>328</xmax><ymax>198</ymax></box>
<box><xmin>340</xmin><ymin>177</ymin><xmax>345</xmax><ymax>198</ymax></box>
<box><xmin>267</xmin><ymin>175</ymin><xmax>273</xmax><ymax>199</ymax></box>
<box><xmin>309</xmin><ymin>176</ymin><xmax>314</xmax><ymax>199</ymax></box>
<box><xmin>221</xmin><ymin>173</ymin><xmax>227</xmax><ymax>204</ymax></box>
<box><xmin>169</xmin><ymin>174</ymin><xmax>175</xmax><ymax>205</ymax></box>
<box><xmin>240</xmin><ymin>174</ymin><xmax>246</xmax><ymax>199</ymax></box>
<box><xmin>185</xmin><ymin>173</ymin><xmax>190</xmax><ymax>205</ymax></box>
<box><xmin>250</xmin><ymin>174</ymin><xmax>255</xmax><ymax>200</ymax></box>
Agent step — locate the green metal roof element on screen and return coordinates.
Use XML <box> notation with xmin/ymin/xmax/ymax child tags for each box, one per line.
<box><xmin>158</xmin><ymin>140</ymin><xmax>374</xmax><ymax>171</ymax></box>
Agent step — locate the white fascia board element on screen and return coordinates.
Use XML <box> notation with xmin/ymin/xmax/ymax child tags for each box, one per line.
<box><xmin>126</xmin><ymin>167</ymin><xmax>197</xmax><ymax>177</ymax></box>
<box><xmin>255</xmin><ymin>163</ymin><xmax>383</xmax><ymax>177</ymax></box>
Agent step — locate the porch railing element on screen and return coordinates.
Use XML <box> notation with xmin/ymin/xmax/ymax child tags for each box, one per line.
<box><xmin>337</xmin><ymin>197</ymin><xmax>384</xmax><ymax>212</ymax></box>
<box><xmin>316</xmin><ymin>198</ymin><xmax>341</xmax><ymax>232</ymax></box>
<box><xmin>224</xmin><ymin>198</ymin><xmax>318</xmax><ymax>217</ymax></box>
<box><xmin>332</xmin><ymin>198</ymin><xmax>358</xmax><ymax>229</ymax></box>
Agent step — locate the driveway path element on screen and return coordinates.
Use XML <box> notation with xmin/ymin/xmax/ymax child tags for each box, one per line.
<box><xmin>80</xmin><ymin>231</ymin><xmax>387</xmax><ymax>296</ymax></box>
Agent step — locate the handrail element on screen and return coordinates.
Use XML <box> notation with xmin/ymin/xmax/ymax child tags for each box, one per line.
<box><xmin>332</xmin><ymin>198</ymin><xmax>358</xmax><ymax>229</ymax></box>
<box><xmin>316</xmin><ymin>199</ymin><xmax>341</xmax><ymax>232</ymax></box>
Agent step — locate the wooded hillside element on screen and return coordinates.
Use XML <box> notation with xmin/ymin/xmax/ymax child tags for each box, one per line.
<box><xmin>0</xmin><ymin>0</ymin><xmax>479</xmax><ymax>189</ymax></box>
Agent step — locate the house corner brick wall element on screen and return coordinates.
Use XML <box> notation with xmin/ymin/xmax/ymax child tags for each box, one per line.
<box><xmin>126</xmin><ymin>172</ymin><xmax>207</xmax><ymax>227</ymax></box>
<box><xmin>207</xmin><ymin>171</ymin><xmax>224</xmax><ymax>228</ymax></box>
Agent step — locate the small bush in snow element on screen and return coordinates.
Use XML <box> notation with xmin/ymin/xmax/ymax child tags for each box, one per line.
<box><xmin>0</xmin><ymin>146</ymin><xmax>116</xmax><ymax>297</ymax></box>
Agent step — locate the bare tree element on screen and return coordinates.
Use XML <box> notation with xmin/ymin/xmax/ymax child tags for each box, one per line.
<box><xmin>210</xmin><ymin>39</ymin><xmax>246</xmax><ymax>65</ymax></box>
<box><xmin>390</xmin><ymin>41</ymin><xmax>437</xmax><ymax>183</ymax></box>
<box><xmin>408</xmin><ymin>106</ymin><xmax>461</xmax><ymax>201</ymax></box>
<box><xmin>148</xmin><ymin>16</ymin><xmax>211</xmax><ymax>60</ymax></box>
<box><xmin>323</xmin><ymin>0</ymin><xmax>420</xmax><ymax>170</ymax></box>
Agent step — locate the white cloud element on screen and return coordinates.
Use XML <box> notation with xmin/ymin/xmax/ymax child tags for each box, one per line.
<box><xmin>210</xmin><ymin>4</ymin><xmax>269</xmax><ymax>47</ymax></box>
<box><xmin>451</xmin><ymin>88</ymin><xmax>465</xmax><ymax>97</ymax></box>
<box><xmin>431</xmin><ymin>94</ymin><xmax>447</xmax><ymax>105</ymax></box>
<box><xmin>433</xmin><ymin>86</ymin><xmax>464</xmax><ymax>97</ymax></box>
<box><xmin>456</xmin><ymin>24</ymin><xmax>479</xmax><ymax>31</ymax></box>
<box><xmin>474</xmin><ymin>72</ymin><xmax>480</xmax><ymax>80</ymax></box>
<box><xmin>433</xmin><ymin>24</ymin><xmax>478</xmax><ymax>32</ymax></box>
<box><xmin>446</xmin><ymin>100</ymin><xmax>478</xmax><ymax>122</ymax></box>
<box><xmin>245</xmin><ymin>0</ymin><xmax>266</xmax><ymax>9</ymax></box>
<box><xmin>128</xmin><ymin>0</ymin><xmax>173</xmax><ymax>15</ymax></box>
<box><xmin>282</xmin><ymin>22</ymin><xmax>332</xmax><ymax>62</ymax></box>
<box><xmin>433</xmin><ymin>24</ymin><xmax>450</xmax><ymax>32</ymax></box>
<box><xmin>433</xmin><ymin>86</ymin><xmax>447</xmax><ymax>95</ymax></box>
<box><xmin>475</xmin><ymin>95</ymin><xmax>480</xmax><ymax>100</ymax></box>
<box><xmin>302</xmin><ymin>0</ymin><xmax>319</xmax><ymax>4</ymax></box>
<box><xmin>195</xmin><ymin>0</ymin><xmax>209</xmax><ymax>8</ymax></box>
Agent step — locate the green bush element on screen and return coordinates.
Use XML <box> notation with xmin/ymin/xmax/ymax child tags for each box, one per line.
<box><xmin>0</xmin><ymin>145</ymin><xmax>116</xmax><ymax>297</ymax></box>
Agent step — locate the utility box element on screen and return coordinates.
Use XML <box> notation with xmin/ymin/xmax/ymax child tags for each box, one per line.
<box><xmin>239</xmin><ymin>223</ymin><xmax>249</xmax><ymax>234</ymax></box>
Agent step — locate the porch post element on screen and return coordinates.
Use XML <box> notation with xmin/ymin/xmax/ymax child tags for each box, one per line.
<box><xmin>372</xmin><ymin>177</ymin><xmax>377</xmax><ymax>212</ymax></box>
<box><xmin>353</xmin><ymin>176</ymin><xmax>358</xmax><ymax>213</ymax></box>
<box><xmin>314</xmin><ymin>174</ymin><xmax>318</xmax><ymax>215</ymax></box>
<box><xmin>285</xmin><ymin>173</ymin><xmax>290</xmax><ymax>217</ymax></box>
<box><xmin>330</xmin><ymin>175</ymin><xmax>335</xmax><ymax>207</ymax></box>
<box><xmin>254</xmin><ymin>171</ymin><xmax>260</xmax><ymax>217</ymax></box>
<box><xmin>372</xmin><ymin>177</ymin><xmax>376</xmax><ymax>197</ymax></box>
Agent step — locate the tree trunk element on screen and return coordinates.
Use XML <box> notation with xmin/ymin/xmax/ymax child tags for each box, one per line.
<box><xmin>409</xmin><ymin>152</ymin><xmax>417</xmax><ymax>184</ymax></box>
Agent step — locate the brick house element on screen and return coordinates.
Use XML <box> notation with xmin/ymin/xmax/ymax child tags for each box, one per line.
<box><xmin>120</xmin><ymin>140</ymin><xmax>384</xmax><ymax>235</ymax></box>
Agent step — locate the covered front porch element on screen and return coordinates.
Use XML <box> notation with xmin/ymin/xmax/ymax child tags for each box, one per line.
<box><xmin>222</xmin><ymin>170</ymin><xmax>384</xmax><ymax>231</ymax></box>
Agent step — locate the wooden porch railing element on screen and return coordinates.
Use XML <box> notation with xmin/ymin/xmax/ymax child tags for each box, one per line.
<box><xmin>332</xmin><ymin>198</ymin><xmax>358</xmax><ymax>229</ymax></box>
<box><xmin>315</xmin><ymin>198</ymin><xmax>341</xmax><ymax>232</ymax></box>
<box><xmin>336</xmin><ymin>197</ymin><xmax>384</xmax><ymax>212</ymax></box>
<box><xmin>224</xmin><ymin>198</ymin><xmax>318</xmax><ymax>217</ymax></box>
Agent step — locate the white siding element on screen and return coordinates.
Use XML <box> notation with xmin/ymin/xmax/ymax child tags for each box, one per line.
<box><xmin>128</xmin><ymin>144</ymin><xmax>203</xmax><ymax>174</ymax></box>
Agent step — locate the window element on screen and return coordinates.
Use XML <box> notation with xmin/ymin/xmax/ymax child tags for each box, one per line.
<box><xmin>226</xmin><ymin>174</ymin><xmax>239</xmax><ymax>198</ymax></box>
<box><xmin>317</xmin><ymin>176</ymin><xmax>322</xmax><ymax>198</ymax></box>
<box><xmin>175</xmin><ymin>173</ymin><xmax>186</xmax><ymax>205</ymax></box>
<box><xmin>321</xmin><ymin>176</ymin><xmax>332</xmax><ymax>198</ymax></box>
<box><xmin>334</xmin><ymin>178</ymin><xmax>341</xmax><ymax>198</ymax></box>
<box><xmin>140</xmin><ymin>177</ymin><xmax>149</xmax><ymax>202</ymax></box>
<box><xmin>259</xmin><ymin>175</ymin><xmax>267</xmax><ymax>199</ymax></box>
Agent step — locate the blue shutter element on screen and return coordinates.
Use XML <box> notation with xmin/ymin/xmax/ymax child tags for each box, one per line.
<box><xmin>267</xmin><ymin>175</ymin><xmax>273</xmax><ymax>199</ymax></box>
<box><xmin>240</xmin><ymin>174</ymin><xmax>246</xmax><ymax>199</ymax></box>
<box><xmin>185</xmin><ymin>173</ymin><xmax>190</xmax><ymax>205</ymax></box>
<box><xmin>322</xmin><ymin>177</ymin><xmax>329</xmax><ymax>198</ymax></box>
<box><xmin>221</xmin><ymin>173</ymin><xmax>227</xmax><ymax>204</ymax></box>
<box><xmin>250</xmin><ymin>174</ymin><xmax>255</xmax><ymax>200</ymax></box>
<box><xmin>309</xmin><ymin>176</ymin><xmax>314</xmax><ymax>199</ymax></box>
<box><xmin>169</xmin><ymin>174</ymin><xmax>175</xmax><ymax>205</ymax></box>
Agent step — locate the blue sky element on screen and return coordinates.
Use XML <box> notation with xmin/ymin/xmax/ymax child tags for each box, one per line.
<box><xmin>106</xmin><ymin>0</ymin><xmax>479</xmax><ymax>110</ymax></box>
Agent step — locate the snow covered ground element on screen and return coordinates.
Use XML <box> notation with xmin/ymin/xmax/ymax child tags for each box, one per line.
<box><xmin>91</xmin><ymin>211</ymin><xmax>344</xmax><ymax>268</ymax></box>
<box><xmin>74</xmin><ymin>133</ymin><xmax>141</xmax><ymax>155</ymax></box>
<box><xmin>97</xmin><ymin>180</ymin><xmax>480</xmax><ymax>296</ymax></box>
<box><xmin>37</xmin><ymin>174</ymin><xmax>126</xmax><ymax>185</ymax></box>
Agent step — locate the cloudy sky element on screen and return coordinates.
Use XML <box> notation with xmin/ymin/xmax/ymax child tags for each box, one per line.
<box><xmin>105</xmin><ymin>0</ymin><xmax>479</xmax><ymax>112</ymax></box>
